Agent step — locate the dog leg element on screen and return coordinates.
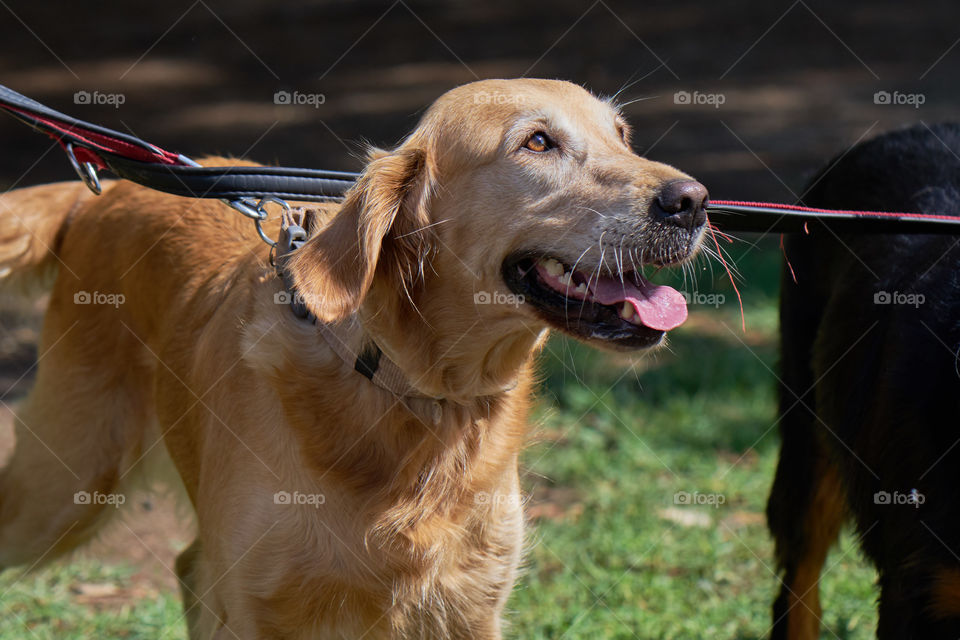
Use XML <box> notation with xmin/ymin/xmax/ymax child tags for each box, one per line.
<box><xmin>0</xmin><ymin>309</ymin><xmax>152</xmax><ymax>568</ymax></box>
<box><xmin>769</xmin><ymin>302</ymin><xmax>847</xmax><ymax>640</ymax></box>
<box><xmin>0</xmin><ymin>390</ymin><xmax>127</xmax><ymax>567</ymax></box>
<box><xmin>768</xmin><ymin>236</ymin><xmax>847</xmax><ymax>640</ymax></box>
<box><xmin>174</xmin><ymin>538</ymin><xmax>237</xmax><ymax>639</ymax></box>
<box><xmin>768</xmin><ymin>456</ymin><xmax>845</xmax><ymax>640</ymax></box>
<box><xmin>176</xmin><ymin>538</ymin><xmax>205</xmax><ymax>639</ymax></box>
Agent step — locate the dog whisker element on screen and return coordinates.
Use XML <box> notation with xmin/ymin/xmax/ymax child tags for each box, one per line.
<box><xmin>564</xmin><ymin>245</ymin><xmax>593</xmax><ymax>326</ymax></box>
<box><xmin>575</xmin><ymin>205</ymin><xmax>610</xmax><ymax>219</ymax></box>
<box><xmin>615</xmin><ymin>95</ymin><xmax>660</xmax><ymax>110</ymax></box>
<box><xmin>607</xmin><ymin>60</ymin><xmax>668</xmax><ymax>105</ymax></box>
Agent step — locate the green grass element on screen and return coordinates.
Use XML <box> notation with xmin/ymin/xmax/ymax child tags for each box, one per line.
<box><xmin>0</xmin><ymin>559</ymin><xmax>184</xmax><ymax>639</ymax></box>
<box><xmin>0</xmin><ymin>240</ymin><xmax>879</xmax><ymax>638</ymax></box>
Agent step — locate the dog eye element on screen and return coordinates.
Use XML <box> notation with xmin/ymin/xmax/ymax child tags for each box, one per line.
<box><xmin>524</xmin><ymin>132</ymin><xmax>553</xmax><ymax>153</ymax></box>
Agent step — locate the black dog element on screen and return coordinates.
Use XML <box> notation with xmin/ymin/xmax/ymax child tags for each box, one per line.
<box><xmin>767</xmin><ymin>122</ymin><xmax>960</xmax><ymax>639</ymax></box>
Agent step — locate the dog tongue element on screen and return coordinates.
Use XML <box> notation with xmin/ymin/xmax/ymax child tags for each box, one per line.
<box><xmin>590</xmin><ymin>274</ymin><xmax>688</xmax><ymax>331</ymax></box>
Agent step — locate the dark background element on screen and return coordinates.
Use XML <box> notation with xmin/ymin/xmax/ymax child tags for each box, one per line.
<box><xmin>0</xmin><ymin>0</ymin><xmax>956</xmax><ymax>203</ymax></box>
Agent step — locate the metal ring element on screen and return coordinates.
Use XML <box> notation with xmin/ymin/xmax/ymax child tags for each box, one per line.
<box><xmin>256</xmin><ymin>195</ymin><xmax>291</xmax><ymax>212</ymax></box>
<box><xmin>254</xmin><ymin>217</ymin><xmax>277</xmax><ymax>247</ymax></box>
<box><xmin>64</xmin><ymin>142</ymin><xmax>102</xmax><ymax>195</ymax></box>
<box><xmin>252</xmin><ymin>197</ymin><xmax>292</xmax><ymax>247</ymax></box>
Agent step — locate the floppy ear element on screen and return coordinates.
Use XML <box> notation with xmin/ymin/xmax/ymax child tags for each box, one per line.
<box><xmin>284</xmin><ymin>147</ymin><xmax>433</xmax><ymax>323</ymax></box>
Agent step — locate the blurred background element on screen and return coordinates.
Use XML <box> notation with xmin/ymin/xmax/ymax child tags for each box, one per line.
<box><xmin>0</xmin><ymin>1</ymin><xmax>956</xmax><ymax>637</ymax></box>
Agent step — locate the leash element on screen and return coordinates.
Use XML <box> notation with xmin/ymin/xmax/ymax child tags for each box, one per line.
<box><xmin>1</xmin><ymin>83</ymin><xmax>958</xmax><ymax>239</ymax></box>
<box><xmin>705</xmin><ymin>200</ymin><xmax>960</xmax><ymax>235</ymax></box>
<box><xmin>0</xmin><ymin>83</ymin><xmax>358</xmax><ymax>245</ymax></box>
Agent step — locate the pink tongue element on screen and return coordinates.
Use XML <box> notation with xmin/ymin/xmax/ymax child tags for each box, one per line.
<box><xmin>589</xmin><ymin>274</ymin><xmax>688</xmax><ymax>331</ymax></box>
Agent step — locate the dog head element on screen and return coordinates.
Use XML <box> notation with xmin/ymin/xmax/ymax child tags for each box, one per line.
<box><xmin>287</xmin><ymin>79</ymin><xmax>707</xmax><ymax>366</ymax></box>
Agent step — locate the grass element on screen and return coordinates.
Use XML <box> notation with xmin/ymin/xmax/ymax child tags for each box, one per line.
<box><xmin>0</xmin><ymin>239</ymin><xmax>880</xmax><ymax>638</ymax></box>
<box><xmin>0</xmin><ymin>560</ymin><xmax>182</xmax><ymax>639</ymax></box>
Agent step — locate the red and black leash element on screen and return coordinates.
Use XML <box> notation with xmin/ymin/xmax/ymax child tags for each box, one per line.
<box><xmin>0</xmin><ymin>83</ymin><xmax>357</xmax><ymax>245</ymax></box>
<box><xmin>1</xmin><ymin>83</ymin><xmax>958</xmax><ymax>241</ymax></box>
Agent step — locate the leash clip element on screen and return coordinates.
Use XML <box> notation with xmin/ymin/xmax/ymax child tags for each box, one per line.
<box><xmin>275</xmin><ymin>207</ymin><xmax>314</xmax><ymax>320</ymax></box>
<box><xmin>64</xmin><ymin>142</ymin><xmax>101</xmax><ymax>195</ymax></box>
<box><xmin>226</xmin><ymin>196</ymin><xmax>291</xmax><ymax>247</ymax></box>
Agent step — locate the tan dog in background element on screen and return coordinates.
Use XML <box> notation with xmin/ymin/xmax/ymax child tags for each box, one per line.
<box><xmin>0</xmin><ymin>79</ymin><xmax>708</xmax><ymax>639</ymax></box>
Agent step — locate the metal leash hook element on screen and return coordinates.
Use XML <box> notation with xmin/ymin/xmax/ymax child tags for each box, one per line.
<box><xmin>64</xmin><ymin>142</ymin><xmax>101</xmax><ymax>195</ymax></box>
<box><xmin>174</xmin><ymin>154</ymin><xmax>288</xmax><ymax>249</ymax></box>
<box><xmin>226</xmin><ymin>196</ymin><xmax>290</xmax><ymax>247</ymax></box>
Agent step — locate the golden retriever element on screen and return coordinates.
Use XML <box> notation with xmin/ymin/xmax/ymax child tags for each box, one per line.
<box><xmin>0</xmin><ymin>79</ymin><xmax>707</xmax><ymax>639</ymax></box>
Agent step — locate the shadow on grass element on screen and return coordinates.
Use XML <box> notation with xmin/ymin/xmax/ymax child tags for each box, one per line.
<box><xmin>535</xmin><ymin>321</ymin><xmax>779</xmax><ymax>456</ymax></box>
<box><xmin>533</xmin><ymin>237</ymin><xmax>784</xmax><ymax>456</ymax></box>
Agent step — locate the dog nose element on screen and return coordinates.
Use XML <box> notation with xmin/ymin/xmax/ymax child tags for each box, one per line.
<box><xmin>651</xmin><ymin>180</ymin><xmax>708</xmax><ymax>230</ymax></box>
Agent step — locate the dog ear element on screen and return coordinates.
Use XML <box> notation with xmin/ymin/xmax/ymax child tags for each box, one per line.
<box><xmin>284</xmin><ymin>147</ymin><xmax>433</xmax><ymax>323</ymax></box>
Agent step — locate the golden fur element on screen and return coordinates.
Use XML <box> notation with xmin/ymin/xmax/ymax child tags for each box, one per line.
<box><xmin>0</xmin><ymin>79</ymin><xmax>701</xmax><ymax>639</ymax></box>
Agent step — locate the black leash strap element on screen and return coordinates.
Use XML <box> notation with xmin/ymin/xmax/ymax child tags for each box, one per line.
<box><xmin>104</xmin><ymin>159</ymin><xmax>358</xmax><ymax>203</ymax></box>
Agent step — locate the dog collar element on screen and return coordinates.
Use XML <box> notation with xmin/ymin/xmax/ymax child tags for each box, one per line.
<box><xmin>273</xmin><ymin>207</ymin><xmax>442</xmax><ymax>400</ymax></box>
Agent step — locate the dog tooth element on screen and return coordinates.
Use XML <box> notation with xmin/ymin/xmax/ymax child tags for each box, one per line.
<box><xmin>620</xmin><ymin>301</ymin><xmax>633</xmax><ymax>320</ymax></box>
<box><xmin>541</xmin><ymin>259</ymin><xmax>564</xmax><ymax>277</ymax></box>
<box><xmin>574</xmin><ymin>283</ymin><xmax>587</xmax><ymax>295</ymax></box>
<box><xmin>557</xmin><ymin>272</ymin><xmax>572</xmax><ymax>286</ymax></box>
